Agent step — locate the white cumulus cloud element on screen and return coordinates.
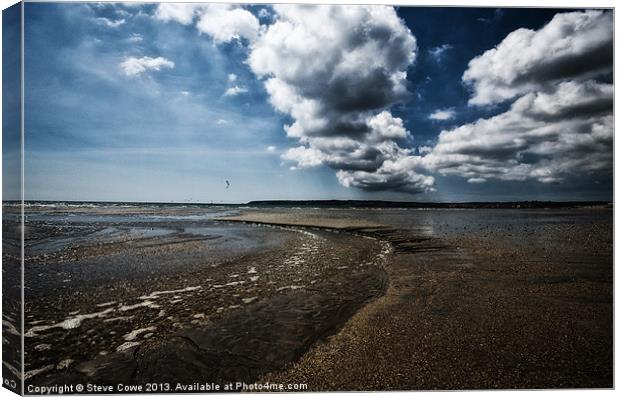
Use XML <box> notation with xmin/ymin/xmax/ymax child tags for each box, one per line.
<box><xmin>463</xmin><ymin>10</ymin><xmax>612</xmax><ymax>106</ymax></box>
<box><xmin>423</xmin><ymin>86</ymin><xmax>612</xmax><ymax>183</ymax></box>
<box><xmin>196</xmin><ymin>4</ymin><xmax>260</xmax><ymax>44</ymax></box>
<box><xmin>120</xmin><ymin>56</ymin><xmax>175</xmax><ymax>77</ymax></box>
<box><xmin>429</xmin><ymin>108</ymin><xmax>456</xmax><ymax>121</ymax></box>
<box><xmin>420</xmin><ymin>11</ymin><xmax>613</xmax><ymax>185</ymax></box>
<box><xmin>281</xmin><ymin>146</ymin><xmax>325</xmax><ymax>169</ymax></box>
<box><xmin>96</xmin><ymin>17</ymin><xmax>125</xmax><ymax>28</ymax></box>
<box><xmin>247</xmin><ymin>5</ymin><xmax>434</xmax><ymax>193</ymax></box>
<box><xmin>154</xmin><ymin>3</ymin><xmax>200</xmax><ymax>25</ymax></box>
<box><xmin>428</xmin><ymin>44</ymin><xmax>453</xmax><ymax>62</ymax></box>
<box><xmin>152</xmin><ymin>5</ymin><xmax>611</xmax><ymax>194</ymax></box>
<box><xmin>223</xmin><ymin>86</ymin><xmax>249</xmax><ymax>97</ymax></box>
<box><xmin>155</xmin><ymin>4</ymin><xmax>260</xmax><ymax>44</ymax></box>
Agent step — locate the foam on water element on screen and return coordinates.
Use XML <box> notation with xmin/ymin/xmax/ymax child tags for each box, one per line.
<box><xmin>138</xmin><ymin>286</ymin><xmax>202</xmax><ymax>301</ymax></box>
<box><xmin>25</xmin><ymin>308</ymin><xmax>115</xmax><ymax>337</ymax></box>
<box><xmin>282</xmin><ymin>228</ymin><xmax>323</xmax><ymax>268</ymax></box>
<box><xmin>276</xmin><ymin>285</ymin><xmax>305</xmax><ymax>292</ymax></box>
<box><xmin>213</xmin><ymin>281</ymin><xmax>245</xmax><ymax>288</ymax></box>
<box><xmin>116</xmin><ymin>341</ymin><xmax>141</xmax><ymax>352</ymax></box>
<box><xmin>3</xmin><ymin>320</ymin><xmax>20</xmax><ymax>336</ymax></box>
<box><xmin>24</xmin><ymin>365</ymin><xmax>55</xmax><ymax>380</ymax></box>
<box><xmin>119</xmin><ymin>301</ymin><xmax>160</xmax><ymax>312</ymax></box>
<box><xmin>26</xmin><ymin>286</ymin><xmax>201</xmax><ymax>337</ymax></box>
<box><xmin>123</xmin><ymin>326</ymin><xmax>156</xmax><ymax>341</ymax></box>
<box><xmin>95</xmin><ymin>301</ymin><xmax>117</xmax><ymax>307</ymax></box>
<box><xmin>56</xmin><ymin>359</ymin><xmax>74</xmax><ymax>370</ymax></box>
<box><xmin>2</xmin><ymin>361</ymin><xmax>20</xmax><ymax>378</ymax></box>
<box><xmin>34</xmin><ymin>344</ymin><xmax>51</xmax><ymax>351</ymax></box>
<box><xmin>103</xmin><ymin>316</ymin><xmax>133</xmax><ymax>323</ymax></box>
<box><xmin>242</xmin><ymin>297</ymin><xmax>258</xmax><ymax>304</ymax></box>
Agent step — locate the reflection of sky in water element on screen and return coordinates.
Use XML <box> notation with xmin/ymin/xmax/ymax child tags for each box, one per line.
<box><xmin>329</xmin><ymin>208</ymin><xmax>611</xmax><ymax>239</ymax></box>
<box><xmin>26</xmin><ymin>226</ymin><xmax>178</xmax><ymax>255</ymax></box>
<box><xmin>22</xmin><ymin>205</ymin><xmax>611</xmax><ymax>256</ymax></box>
<box><xmin>23</xmin><ymin>209</ymin><xmax>259</xmax><ymax>256</ymax></box>
<box><xmin>24</xmin><ymin>210</ymin><xmax>236</xmax><ymax>224</ymax></box>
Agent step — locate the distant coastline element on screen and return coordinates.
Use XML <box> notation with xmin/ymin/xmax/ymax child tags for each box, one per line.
<box><xmin>6</xmin><ymin>199</ymin><xmax>613</xmax><ymax>209</ymax></box>
<box><xmin>245</xmin><ymin>200</ymin><xmax>612</xmax><ymax>209</ymax></box>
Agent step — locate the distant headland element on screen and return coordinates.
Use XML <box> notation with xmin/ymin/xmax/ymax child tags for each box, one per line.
<box><xmin>246</xmin><ymin>200</ymin><xmax>612</xmax><ymax>209</ymax></box>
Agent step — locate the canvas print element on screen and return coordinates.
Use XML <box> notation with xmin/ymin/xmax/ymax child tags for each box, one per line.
<box><xmin>2</xmin><ymin>1</ymin><xmax>614</xmax><ymax>394</ymax></box>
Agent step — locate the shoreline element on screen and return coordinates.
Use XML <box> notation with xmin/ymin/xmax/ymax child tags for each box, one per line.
<box><xmin>18</xmin><ymin>207</ymin><xmax>614</xmax><ymax>390</ymax></box>
<box><xmin>243</xmin><ymin>211</ymin><xmax>612</xmax><ymax>390</ymax></box>
<box><xmin>217</xmin><ymin>213</ymin><xmax>389</xmax><ymax>231</ymax></box>
<box><xmin>24</xmin><ymin>211</ymin><xmax>393</xmax><ymax>389</ymax></box>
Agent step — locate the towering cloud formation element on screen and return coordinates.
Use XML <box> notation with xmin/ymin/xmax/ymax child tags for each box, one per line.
<box><xmin>154</xmin><ymin>5</ymin><xmax>612</xmax><ymax>193</ymax></box>
<box><xmin>422</xmin><ymin>10</ymin><xmax>613</xmax><ymax>185</ymax></box>
<box><xmin>247</xmin><ymin>5</ymin><xmax>434</xmax><ymax>193</ymax></box>
<box><xmin>153</xmin><ymin>3</ymin><xmax>435</xmax><ymax>193</ymax></box>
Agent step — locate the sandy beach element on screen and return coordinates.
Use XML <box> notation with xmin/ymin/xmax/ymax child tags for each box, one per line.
<box><xmin>249</xmin><ymin>209</ymin><xmax>613</xmax><ymax>389</ymax></box>
<box><xmin>14</xmin><ymin>204</ymin><xmax>613</xmax><ymax>390</ymax></box>
<box><xmin>21</xmin><ymin>205</ymin><xmax>390</xmax><ymax>389</ymax></box>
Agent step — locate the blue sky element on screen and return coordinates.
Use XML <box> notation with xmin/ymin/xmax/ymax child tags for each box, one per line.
<box><xmin>2</xmin><ymin>3</ymin><xmax>21</xmax><ymax>201</ymax></box>
<box><xmin>13</xmin><ymin>3</ymin><xmax>612</xmax><ymax>203</ymax></box>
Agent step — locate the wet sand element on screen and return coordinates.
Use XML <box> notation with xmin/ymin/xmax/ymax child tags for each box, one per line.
<box><xmin>13</xmin><ymin>205</ymin><xmax>614</xmax><ymax>390</ymax></box>
<box><xmin>2</xmin><ymin>204</ymin><xmax>23</xmax><ymax>393</ymax></box>
<box><xmin>219</xmin><ymin>212</ymin><xmax>386</xmax><ymax>230</ymax></box>
<box><xmin>21</xmin><ymin>206</ymin><xmax>391</xmax><ymax>389</ymax></box>
<box><xmin>247</xmin><ymin>209</ymin><xmax>613</xmax><ymax>389</ymax></box>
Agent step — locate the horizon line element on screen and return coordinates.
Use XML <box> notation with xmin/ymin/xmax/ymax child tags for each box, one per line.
<box><xmin>5</xmin><ymin>199</ymin><xmax>613</xmax><ymax>206</ymax></box>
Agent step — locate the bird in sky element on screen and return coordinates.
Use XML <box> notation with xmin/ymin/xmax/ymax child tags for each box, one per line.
<box><xmin>225</xmin><ymin>180</ymin><xmax>230</xmax><ymax>189</ymax></box>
